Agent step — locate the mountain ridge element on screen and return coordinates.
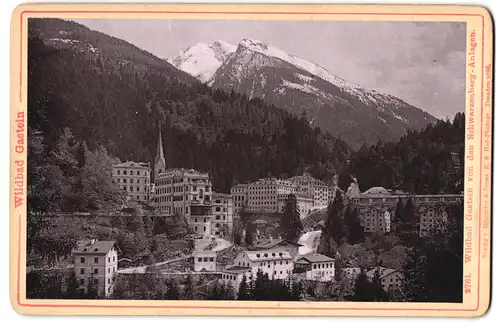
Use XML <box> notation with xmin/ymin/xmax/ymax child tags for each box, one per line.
<box><xmin>170</xmin><ymin>38</ymin><xmax>437</xmax><ymax>147</ymax></box>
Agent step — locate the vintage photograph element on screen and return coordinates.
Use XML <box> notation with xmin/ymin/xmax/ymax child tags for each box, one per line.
<box><xmin>26</xmin><ymin>17</ymin><xmax>467</xmax><ymax>303</ymax></box>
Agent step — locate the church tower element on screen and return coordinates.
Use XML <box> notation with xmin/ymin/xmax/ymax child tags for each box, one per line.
<box><xmin>154</xmin><ymin>125</ymin><xmax>166</xmax><ymax>179</ymax></box>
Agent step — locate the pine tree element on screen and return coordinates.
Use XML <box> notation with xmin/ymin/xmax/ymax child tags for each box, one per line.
<box><xmin>164</xmin><ymin>279</ymin><xmax>181</xmax><ymax>300</ymax></box>
<box><xmin>64</xmin><ymin>270</ymin><xmax>80</xmax><ymax>299</ymax></box>
<box><xmin>402</xmin><ymin>197</ymin><xmax>416</xmax><ymax>233</ymax></box>
<box><xmin>344</xmin><ymin>205</ymin><xmax>364</xmax><ymax>244</ymax></box>
<box><xmin>183</xmin><ymin>275</ymin><xmax>195</xmax><ymax>300</ymax></box>
<box><xmin>281</xmin><ymin>194</ymin><xmax>303</xmax><ymax>241</ymax></box>
<box><xmin>237</xmin><ymin>274</ymin><xmax>250</xmax><ymax>300</ymax></box>
<box><xmin>85</xmin><ymin>273</ymin><xmax>99</xmax><ymax>299</ymax></box>
<box><xmin>371</xmin><ymin>268</ymin><xmax>389</xmax><ymax>302</ymax></box>
<box><xmin>353</xmin><ymin>269</ymin><xmax>372</xmax><ymax>301</ymax></box>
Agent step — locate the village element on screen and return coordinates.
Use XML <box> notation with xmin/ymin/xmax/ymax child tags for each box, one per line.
<box><xmin>69</xmin><ymin>128</ymin><xmax>464</xmax><ymax>299</ymax></box>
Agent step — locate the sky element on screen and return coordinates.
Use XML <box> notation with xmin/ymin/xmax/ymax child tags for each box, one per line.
<box><xmin>74</xmin><ymin>19</ymin><xmax>466</xmax><ymax>119</ymax></box>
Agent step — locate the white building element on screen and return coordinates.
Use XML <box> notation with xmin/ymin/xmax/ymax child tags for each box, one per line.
<box><xmin>111</xmin><ymin>161</ymin><xmax>151</xmax><ymax>202</ymax></box>
<box><xmin>233</xmin><ymin>249</ymin><xmax>294</xmax><ymax>280</ymax></box>
<box><xmin>366</xmin><ymin>267</ymin><xmax>403</xmax><ymax>292</ymax></box>
<box><xmin>192</xmin><ymin>251</ymin><xmax>217</xmax><ymax>272</ymax></box>
<box><xmin>221</xmin><ymin>266</ymin><xmax>252</xmax><ymax>289</ymax></box>
<box><xmin>294</xmin><ymin>253</ymin><xmax>335</xmax><ymax>282</ymax></box>
<box><xmin>288</xmin><ymin>172</ymin><xmax>330</xmax><ymax>208</ymax></box>
<box><xmin>72</xmin><ymin>239</ymin><xmax>120</xmax><ymax>297</ymax></box>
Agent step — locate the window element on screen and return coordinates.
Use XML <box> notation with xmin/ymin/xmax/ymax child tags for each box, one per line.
<box><xmin>80</xmin><ymin>279</ymin><xmax>85</xmax><ymax>286</ymax></box>
<box><xmin>94</xmin><ymin>257</ymin><xmax>99</xmax><ymax>264</ymax></box>
<box><xmin>108</xmin><ymin>278</ymin><xmax>111</xmax><ymax>284</ymax></box>
<box><xmin>256</xmin><ymin>254</ymin><xmax>260</xmax><ymax>258</ymax></box>
<box><xmin>80</xmin><ymin>268</ymin><xmax>85</xmax><ymax>274</ymax></box>
<box><xmin>274</xmin><ymin>271</ymin><xmax>276</xmax><ymax>275</ymax></box>
<box><xmin>108</xmin><ymin>268</ymin><xmax>110</xmax><ymax>274</ymax></box>
<box><xmin>124</xmin><ymin>170</ymin><xmax>127</xmax><ymax>175</ymax></box>
<box><xmin>108</xmin><ymin>257</ymin><xmax>110</xmax><ymax>262</ymax></box>
<box><xmin>113</xmin><ymin>256</ymin><xmax>115</xmax><ymax>262</ymax></box>
<box><xmin>80</xmin><ymin>257</ymin><xmax>85</xmax><ymax>264</ymax></box>
<box><xmin>198</xmin><ymin>257</ymin><xmax>202</xmax><ymax>262</ymax></box>
<box><xmin>280</xmin><ymin>261</ymin><xmax>282</xmax><ymax>265</ymax></box>
<box><xmin>94</xmin><ymin>278</ymin><xmax>99</xmax><ymax>285</ymax></box>
<box><xmin>94</xmin><ymin>268</ymin><xmax>99</xmax><ymax>274</ymax></box>
<box><xmin>210</xmin><ymin>257</ymin><xmax>214</xmax><ymax>262</ymax></box>
<box><xmin>117</xmin><ymin>170</ymin><xmax>121</xmax><ymax>175</ymax></box>
<box><xmin>203</xmin><ymin>257</ymin><xmax>208</xmax><ymax>262</ymax></box>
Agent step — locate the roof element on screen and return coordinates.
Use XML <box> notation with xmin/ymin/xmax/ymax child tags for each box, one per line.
<box><xmin>296</xmin><ymin>253</ymin><xmax>335</xmax><ymax>263</ymax></box>
<box><xmin>224</xmin><ymin>266</ymin><xmax>252</xmax><ymax>274</ymax></box>
<box><xmin>241</xmin><ymin>249</ymin><xmax>293</xmax><ymax>262</ymax></box>
<box><xmin>113</xmin><ymin>161</ymin><xmax>150</xmax><ymax>169</ymax></box>
<box><xmin>366</xmin><ymin>267</ymin><xmax>400</xmax><ymax>279</ymax></box>
<box><xmin>192</xmin><ymin>251</ymin><xmax>217</xmax><ymax>257</ymax></box>
<box><xmin>254</xmin><ymin>239</ymin><xmax>303</xmax><ymax>250</ymax></box>
<box><xmin>73</xmin><ymin>240</ymin><xmax>119</xmax><ymax>255</ymax></box>
<box><xmin>362</xmin><ymin>187</ymin><xmax>391</xmax><ymax>196</ymax></box>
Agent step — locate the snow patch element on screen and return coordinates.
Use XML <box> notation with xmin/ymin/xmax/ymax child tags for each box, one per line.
<box><xmin>50</xmin><ymin>38</ymin><xmax>80</xmax><ymax>44</ymax></box>
<box><xmin>168</xmin><ymin>40</ymin><xmax>236</xmax><ymax>83</ymax></box>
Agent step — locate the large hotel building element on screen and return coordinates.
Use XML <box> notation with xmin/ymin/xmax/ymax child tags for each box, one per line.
<box><xmin>230</xmin><ymin>173</ymin><xmax>338</xmax><ymax>219</ymax></box>
<box><xmin>149</xmin><ymin>127</ymin><xmax>233</xmax><ymax>237</ymax></box>
<box><xmin>111</xmin><ymin>161</ymin><xmax>151</xmax><ymax>202</ymax></box>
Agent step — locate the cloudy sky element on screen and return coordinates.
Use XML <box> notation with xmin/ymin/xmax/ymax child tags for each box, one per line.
<box><xmin>74</xmin><ymin>19</ymin><xmax>466</xmax><ymax>119</ymax></box>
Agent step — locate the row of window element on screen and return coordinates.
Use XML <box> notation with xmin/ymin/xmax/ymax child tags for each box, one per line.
<box><xmin>222</xmin><ymin>274</ymin><xmax>237</xmax><ymax>281</ymax></box>
<box><xmin>79</xmin><ymin>266</ymin><xmax>116</xmax><ymax>275</ymax></box>
<box><xmin>79</xmin><ymin>277</ymin><xmax>113</xmax><ymax>286</ymax></box>
<box><xmin>156</xmin><ymin>178</ymin><xmax>209</xmax><ymax>185</ymax></box>
<box><xmin>197</xmin><ymin>257</ymin><xmax>215</xmax><ymax>262</ymax></box>
<box><xmin>114</xmin><ymin>178</ymin><xmax>149</xmax><ymax>184</ymax></box>
<box><xmin>79</xmin><ymin>255</ymin><xmax>116</xmax><ymax>264</ymax></box>
<box><xmin>313</xmin><ymin>263</ymin><xmax>333</xmax><ymax>270</ymax></box>
<box><xmin>115</xmin><ymin>169</ymin><xmax>149</xmax><ymax>176</ymax></box>
<box><xmin>120</xmin><ymin>185</ymin><xmax>146</xmax><ymax>192</ymax></box>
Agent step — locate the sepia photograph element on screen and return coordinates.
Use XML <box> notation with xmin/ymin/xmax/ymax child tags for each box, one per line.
<box><xmin>24</xmin><ymin>15</ymin><xmax>470</xmax><ymax>305</ymax></box>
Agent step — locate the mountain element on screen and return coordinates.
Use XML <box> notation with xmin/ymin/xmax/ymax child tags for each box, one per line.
<box><xmin>168</xmin><ymin>40</ymin><xmax>236</xmax><ymax>83</ymax></box>
<box><xmin>171</xmin><ymin>38</ymin><xmax>437</xmax><ymax>148</ymax></box>
<box><xmin>28</xmin><ymin>19</ymin><xmax>351</xmax><ymax>194</ymax></box>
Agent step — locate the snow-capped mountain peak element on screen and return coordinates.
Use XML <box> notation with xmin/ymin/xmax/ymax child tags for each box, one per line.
<box><xmin>168</xmin><ymin>40</ymin><xmax>236</xmax><ymax>83</ymax></box>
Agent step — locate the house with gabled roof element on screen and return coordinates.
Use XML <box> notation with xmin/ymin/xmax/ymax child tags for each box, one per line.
<box><xmin>366</xmin><ymin>266</ymin><xmax>403</xmax><ymax>292</ymax></box>
<box><xmin>295</xmin><ymin>253</ymin><xmax>335</xmax><ymax>282</ymax></box>
<box><xmin>233</xmin><ymin>248</ymin><xmax>293</xmax><ymax>280</ymax></box>
<box><xmin>72</xmin><ymin>239</ymin><xmax>120</xmax><ymax>297</ymax></box>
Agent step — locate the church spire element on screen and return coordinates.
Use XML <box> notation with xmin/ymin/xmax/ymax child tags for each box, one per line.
<box><xmin>154</xmin><ymin>124</ymin><xmax>166</xmax><ymax>178</ymax></box>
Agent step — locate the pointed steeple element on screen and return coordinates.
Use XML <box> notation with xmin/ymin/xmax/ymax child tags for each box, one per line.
<box><xmin>154</xmin><ymin>124</ymin><xmax>166</xmax><ymax>178</ymax></box>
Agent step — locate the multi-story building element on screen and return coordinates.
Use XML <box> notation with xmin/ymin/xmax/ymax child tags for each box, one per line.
<box><xmin>294</xmin><ymin>253</ymin><xmax>335</xmax><ymax>282</ymax></box>
<box><xmin>192</xmin><ymin>251</ymin><xmax>217</xmax><ymax>272</ymax></box>
<box><xmin>288</xmin><ymin>173</ymin><xmax>330</xmax><ymax>208</ymax></box>
<box><xmin>72</xmin><ymin>239</ymin><xmax>119</xmax><ymax>297</ymax></box>
<box><xmin>111</xmin><ymin>161</ymin><xmax>151</xmax><ymax>202</ymax></box>
<box><xmin>246</xmin><ymin>178</ymin><xmax>297</xmax><ymax>213</ymax></box>
<box><xmin>211</xmin><ymin>193</ymin><xmax>234</xmax><ymax>238</ymax></box>
<box><xmin>233</xmin><ymin>248</ymin><xmax>294</xmax><ymax>280</ymax></box>
<box><xmin>231</xmin><ymin>184</ymin><xmax>248</xmax><ymax>212</ymax></box>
